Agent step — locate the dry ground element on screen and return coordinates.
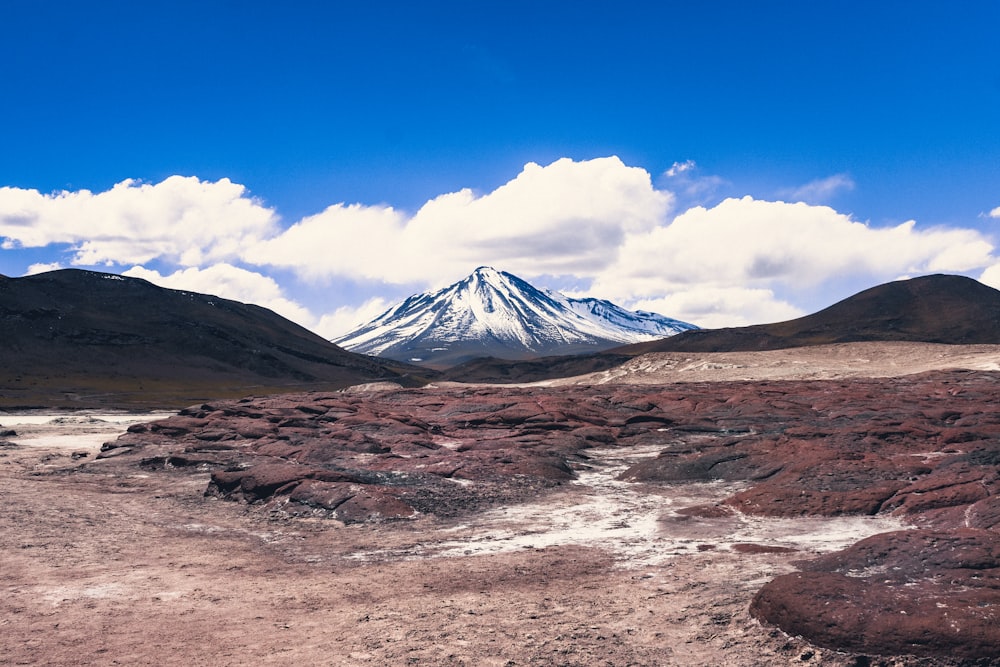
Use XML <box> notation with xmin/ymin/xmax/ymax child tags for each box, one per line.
<box><xmin>550</xmin><ymin>341</ymin><xmax>1000</xmax><ymax>385</ymax></box>
<box><xmin>4</xmin><ymin>342</ymin><xmax>998</xmax><ymax>666</ymax></box>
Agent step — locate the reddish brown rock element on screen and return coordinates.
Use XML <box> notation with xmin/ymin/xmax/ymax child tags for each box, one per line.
<box><xmin>208</xmin><ymin>462</ymin><xmax>310</xmax><ymax>502</ymax></box>
<box><xmin>98</xmin><ymin>372</ymin><xmax>1000</xmax><ymax>537</ymax></box>
<box><xmin>331</xmin><ymin>487</ymin><xmax>417</xmax><ymax>523</ymax></box>
<box><xmin>728</xmin><ymin>479</ymin><xmax>907</xmax><ymax>516</ymax></box>
<box><xmin>206</xmin><ymin>463</ymin><xmax>362</xmax><ymax>503</ymax></box>
<box><xmin>750</xmin><ymin>529</ymin><xmax>1000</xmax><ymax>660</ymax></box>
<box><xmin>885</xmin><ymin>468</ymin><xmax>989</xmax><ymax>515</ymax></box>
<box><xmin>285</xmin><ymin>479</ymin><xmax>355</xmax><ymax>511</ymax></box>
<box><xmin>967</xmin><ymin>496</ymin><xmax>1000</xmax><ymax>530</ymax></box>
<box><xmin>674</xmin><ymin>504</ymin><xmax>735</xmax><ymax>519</ymax></box>
<box><xmin>286</xmin><ymin>481</ymin><xmax>415</xmax><ymax>523</ymax></box>
<box><xmin>730</xmin><ymin>543</ymin><xmax>797</xmax><ymax>554</ymax></box>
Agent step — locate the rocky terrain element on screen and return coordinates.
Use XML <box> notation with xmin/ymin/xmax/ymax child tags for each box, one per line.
<box><xmin>2</xmin><ymin>343</ymin><xmax>999</xmax><ymax>665</ymax></box>
<box><xmin>86</xmin><ymin>363</ymin><xmax>1000</xmax><ymax>663</ymax></box>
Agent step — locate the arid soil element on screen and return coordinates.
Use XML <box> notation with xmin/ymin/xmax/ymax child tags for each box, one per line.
<box><xmin>549</xmin><ymin>342</ymin><xmax>1000</xmax><ymax>385</ymax></box>
<box><xmin>3</xmin><ymin>343</ymin><xmax>1000</xmax><ymax>666</ymax></box>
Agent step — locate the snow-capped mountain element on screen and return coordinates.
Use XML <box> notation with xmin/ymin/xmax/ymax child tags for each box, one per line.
<box><xmin>333</xmin><ymin>267</ymin><xmax>697</xmax><ymax>366</ymax></box>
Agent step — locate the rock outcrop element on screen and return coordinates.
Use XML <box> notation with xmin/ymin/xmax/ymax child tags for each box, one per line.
<box><xmin>750</xmin><ymin>529</ymin><xmax>1000</xmax><ymax>659</ymax></box>
<box><xmin>617</xmin><ymin>371</ymin><xmax>1000</xmax><ymax>524</ymax></box>
<box><xmin>96</xmin><ymin>370</ymin><xmax>1000</xmax><ymax>659</ymax></box>
<box><xmin>99</xmin><ymin>371</ymin><xmax>1000</xmax><ymax>527</ymax></box>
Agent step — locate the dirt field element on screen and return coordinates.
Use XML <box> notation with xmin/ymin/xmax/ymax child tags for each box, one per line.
<box><xmin>3</xmin><ymin>343</ymin><xmax>997</xmax><ymax>666</ymax></box>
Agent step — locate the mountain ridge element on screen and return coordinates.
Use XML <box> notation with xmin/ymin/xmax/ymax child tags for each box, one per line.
<box><xmin>0</xmin><ymin>268</ymin><xmax>433</xmax><ymax>409</ymax></box>
<box><xmin>333</xmin><ymin>266</ymin><xmax>696</xmax><ymax>367</ymax></box>
<box><xmin>618</xmin><ymin>273</ymin><xmax>1000</xmax><ymax>355</ymax></box>
<box><xmin>442</xmin><ymin>274</ymin><xmax>1000</xmax><ymax>383</ymax></box>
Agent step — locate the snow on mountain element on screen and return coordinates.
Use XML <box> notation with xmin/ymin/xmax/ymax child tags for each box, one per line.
<box><xmin>333</xmin><ymin>267</ymin><xmax>697</xmax><ymax>367</ymax></box>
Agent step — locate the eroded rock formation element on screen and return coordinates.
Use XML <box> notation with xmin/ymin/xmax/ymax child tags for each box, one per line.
<box><xmin>96</xmin><ymin>370</ymin><xmax>1000</xmax><ymax>660</ymax></box>
<box><xmin>750</xmin><ymin>529</ymin><xmax>1000</xmax><ymax>659</ymax></box>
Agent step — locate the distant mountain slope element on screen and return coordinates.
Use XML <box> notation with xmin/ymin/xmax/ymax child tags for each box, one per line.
<box><xmin>440</xmin><ymin>352</ymin><xmax>635</xmax><ymax>384</ymax></box>
<box><xmin>441</xmin><ymin>274</ymin><xmax>1000</xmax><ymax>384</ymax></box>
<box><xmin>617</xmin><ymin>274</ymin><xmax>1000</xmax><ymax>355</ymax></box>
<box><xmin>333</xmin><ymin>266</ymin><xmax>696</xmax><ymax>367</ymax></box>
<box><xmin>0</xmin><ymin>269</ymin><xmax>432</xmax><ymax>409</ymax></box>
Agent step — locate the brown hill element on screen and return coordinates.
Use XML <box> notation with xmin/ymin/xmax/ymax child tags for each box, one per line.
<box><xmin>0</xmin><ymin>269</ymin><xmax>434</xmax><ymax>409</ymax></box>
<box><xmin>617</xmin><ymin>274</ymin><xmax>1000</xmax><ymax>355</ymax></box>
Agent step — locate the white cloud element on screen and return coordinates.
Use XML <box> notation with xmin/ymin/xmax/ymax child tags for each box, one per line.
<box><xmin>122</xmin><ymin>264</ymin><xmax>315</xmax><ymax>329</ymax></box>
<box><xmin>660</xmin><ymin>159</ymin><xmax>727</xmax><ymax>205</ymax></box>
<box><xmin>0</xmin><ymin>176</ymin><xmax>278</xmax><ymax>267</ymax></box>
<box><xmin>589</xmin><ymin>196</ymin><xmax>994</xmax><ymax>327</ymax></box>
<box><xmin>243</xmin><ymin>202</ymin><xmax>410</xmax><ymax>284</ymax></box>
<box><xmin>979</xmin><ymin>264</ymin><xmax>1000</xmax><ymax>290</ymax></box>
<box><xmin>780</xmin><ymin>174</ymin><xmax>855</xmax><ymax>204</ymax></box>
<box><xmin>245</xmin><ymin>156</ymin><xmax>672</xmax><ymax>286</ymax></box>
<box><xmin>314</xmin><ymin>297</ymin><xmax>394</xmax><ymax>339</ymax></box>
<box><xmin>632</xmin><ymin>287</ymin><xmax>804</xmax><ymax>329</ymax></box>
<box><xmin>24</xmin><ymin>262</ymin><xmax>62</xmax><ymax>275</ymax></box>
<box><xmin>665</xmin><ymin>160</ymin><xmax>696</xmax><ymax>177</ymax></box>
<box><xmin>3</xmin><ymin>160</ymin><xmax>997</xmax><ymax>334</ymax></box>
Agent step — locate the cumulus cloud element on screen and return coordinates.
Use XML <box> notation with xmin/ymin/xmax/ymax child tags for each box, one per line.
<box><xmin>979</xmin><ymin>264</ymin><xmax>1000</xmax><ymax>291</ymax></box>
<box><xmin>780</xmin><ymin>174</ymin><xmax>855</xmax><ymax>204</ymax></box>
<box><xmin>243</xmin><ymin>203</ymin><xmax>410</xmax><ymax>284</ymax></box>
<box><xmin>122</xmin><ymin>264</ymin><xmax>314</xmax><ymax>328</ymax></box>
<box><xmin>24</xmin><ymin>262</ymin><xmax>62</xmax><ymax>275</ymax></box>
<box><xmin>245</xmin><ymin>157</ymin><xmax>672</xmax><ymax>286</ymax></box>
<box><xmin>314</xmin><ymin>297</ymin><xmax>395</xmax><ymax>339</ymax></box>
<box><xmin>659</xmin><ymin>159</ymin><xmax>727</xmax><ymax>205</ymax></box>
<box><xmin>588</xmin><ymin>196</ymin><xmax>994</xmax><ymax>327</ymax></box>
<box><xmin>2</xmin><ymin>159</ymin><xmax>997</xmax><ymax>333</ymax></box>
<box><xmin>0</xmin><ymin>176</ymin><xmax>278</xmax><ymax>267</ymax></box>
<box><xmin>632</xmin><ymin>287</ymin><xmax>804</xmax><ymax>329</ymax></box>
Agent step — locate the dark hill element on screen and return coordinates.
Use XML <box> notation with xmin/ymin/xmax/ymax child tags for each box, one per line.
<box><xmin>440</xmin><ymin>352</ymin><xmax>633</xmax><ymax>384</ymax></box>
<box><xmin>618</xmin><ymin>274</ymin><xmax>1000</xmax><ymax>354</ymax></box>
<box><xmin>443</xmin><ymin>274</ymin><xmax>1000</xmax><ymax>383</ymax></box>
<box><xmin>0</xmin><ymin>269</ymin><xmax>433</xmax><ymax>409</ymax></box>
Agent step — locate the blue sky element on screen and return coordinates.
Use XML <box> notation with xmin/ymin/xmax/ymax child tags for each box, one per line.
<box><xmin>2</xmin><ymin>1</ymin><xmax>999</xmax><ymax>334</ymax></box>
